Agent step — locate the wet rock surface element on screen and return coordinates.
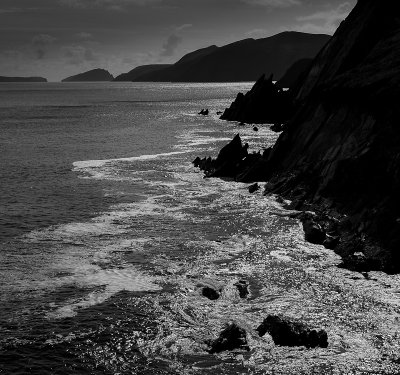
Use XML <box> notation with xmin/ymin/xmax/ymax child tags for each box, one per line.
<box><xmin>257</xmin><ymin>315</ymin><xmax>328</xmax><ymax>349</ymax></box>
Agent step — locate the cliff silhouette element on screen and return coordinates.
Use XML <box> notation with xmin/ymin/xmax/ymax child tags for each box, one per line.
<box><xmin>62</xmin><ymin>68</ymin><xmax>113</xmax><ymax>82</ymax></box>
<box><xmin>114</xmin><ymin>64</ymin><xmax>172</xmax><ymax>81</ymax></box>
<box><xmin>119</xmin><ymin>32</ymin><xmax>330</xmax><ymax>83</ymax></box>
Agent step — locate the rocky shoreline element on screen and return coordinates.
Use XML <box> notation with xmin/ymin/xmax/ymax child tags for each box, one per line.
<box><xmin>196</xmin><ymin>0</ymin><xmax>400</xmax><ymax>275</ymax></box>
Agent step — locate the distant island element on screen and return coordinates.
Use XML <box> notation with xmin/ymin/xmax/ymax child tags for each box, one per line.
<box><xmin>62</xmin><ymin>68</ymin><xmax>114</xmax><ymax>82</ymax></box>
<box><xmin>116</xmin><ymin>32</ymin><xmax>330</xmax><ymax>83</ymax></box>
<box><xmin>0</xmin><ymin>76</ymin><xmax>47</xmax><ymax>82</ymax></box>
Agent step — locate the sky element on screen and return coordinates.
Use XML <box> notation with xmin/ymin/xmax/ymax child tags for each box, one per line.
<box><xmin>0</xmin><ymin>0</ymin><xmax>356</xmax><ymax>81</ymax></box>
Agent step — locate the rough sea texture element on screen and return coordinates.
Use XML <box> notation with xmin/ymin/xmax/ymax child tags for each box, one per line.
<box><xmin>1</xmin><ymin>82</ymin><xmax>400</xmax><ymax>374</ymax></box>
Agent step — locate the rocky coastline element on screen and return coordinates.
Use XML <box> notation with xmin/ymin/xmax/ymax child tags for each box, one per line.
<box><xmin>194</xmin><ymin>0</ymin><xmax>400</xmax><ymax>274</ymax></box>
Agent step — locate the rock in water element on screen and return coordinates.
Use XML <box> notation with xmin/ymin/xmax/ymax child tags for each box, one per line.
<box><xmin>248</xmin><ymin>183</ymin><xmax>259</xmax><ymax>194</ymax></box>
<box><xmin>234</xmin><ymin>280</ymin><xmax>249</xmax><ymax>298</ymax></box>
<box><xmin>257</xmin><ymin>315</ymin><xmax>328</xmax><ymax>348</ymax></box>
<box><xmin>202</xmin><ymin>286</ymin><xmax>220</xmax><ymax>300</ymax></box>
<box><xmin>302</xmin><ymin>219</ymin><xmax>326</xmax><ymax>245</ymax></box>
<box><xmin>209</xmin><ymin>323</ymin><xmax>250</xmax><ymax>353</ymax></box>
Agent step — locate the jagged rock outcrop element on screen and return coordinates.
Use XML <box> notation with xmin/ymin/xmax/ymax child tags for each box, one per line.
<box><xmin>276</xmin><ymin>58</ymin><xmax>313</xmax><ymax>89</ymax></box>
<box><xmin>193</xmin><ymin>134</ymin><xmax>271</xmax><ymax>182</ymax></box>
<box><xmin>220</xmin><ymin>74</ymin><xmax>294</xmax><ymax>124</ymax></box>
<box><xmin>62</xmin><ymin>68</ymin><xmax>113</xmax><ymax>82</ymax></box>
<box><xmin>0</xmin><ymin>76</ymin><xmax>47</xmax><ymax>82</ymax></box>
<box><xmin>265</xmin><ymin>0</ymin><xmax>400</xmax><ymax>272</ymax></box>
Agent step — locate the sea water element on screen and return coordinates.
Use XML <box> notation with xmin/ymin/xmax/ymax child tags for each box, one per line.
<box><xmin>1</xmin><ymin>82</ymin><xmax>400</xmax><ymax>374</ymax></box>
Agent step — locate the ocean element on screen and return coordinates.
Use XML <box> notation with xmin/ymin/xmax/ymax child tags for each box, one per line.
<box><xmin>1</xmin><ymin>82</ymin><xmax>400</xmax><ymax>375</ymax></box>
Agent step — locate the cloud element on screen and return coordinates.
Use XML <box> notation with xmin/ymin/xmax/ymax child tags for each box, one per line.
<box><xmin>242</xmin><ymin>0</ymin><xmax>301</xmax><ymax>7</ymax></box>
<box><xmin>59</xmin><ymin>0</ymin><xmax>161</xmax><ymax>10</ymax></box>
<box><xmin>62</xmin><ymin>44</ymin><xmax>98</xmax><ymax>65</ymax></box>
<box><xmin>160</xmin><ymin>34</ymin><xmax>182</xmax><ymax>57</ymax></box>
<box><xmin>245</xmin><ymin>28</ymin><xmax>269</xmax><ymax>38</ymax></box>
<box><xmin>76</xmin><ymin>32</ymin><xmax>93</xmax><ymax>39</ymax></box>
<box><xmin>31</xmin><ymin>34</ymin><xmax>56</xmax><ymax>59</ymax></box>
<box><xmin>160</xmin><ymin>24</ymin><xmax>192</xmax><ymax>57</ymax></box>
<box><xmin>296</xmin><ymin>2</ymin><xmax>353</xmax><ymax>34</ymax></box>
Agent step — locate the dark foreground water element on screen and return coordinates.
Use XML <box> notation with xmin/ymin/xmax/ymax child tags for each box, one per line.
<box><xmin>1</xmin><ymin>82</ymin><xmax>400</xmax><ymax>374</ymax></box>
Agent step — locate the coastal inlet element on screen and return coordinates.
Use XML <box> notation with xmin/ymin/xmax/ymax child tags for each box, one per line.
<box><xmin>1</xmin><ymin>83</ymin><xmax>400</xmax><ymax>374</ymax></box>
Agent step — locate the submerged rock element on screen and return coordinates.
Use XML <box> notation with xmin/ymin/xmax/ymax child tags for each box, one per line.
<box><xmin>257</xmin><ymin>315</ymin><xmax>328</xmax><ymax>348</ymax></box>
<box><xmin>209</xmin><ymin>323</ymin><xmax>250</xmax><ymax>353</ymax></box>
<box><xmin>202</xmin><ymin>286</ymin><xmax>220</xmax><ymax>300</ymax></box>
<box><xmin>234</xmin><ymin>280</ymin><xmax>249</xmax><ymax>298</ymax></box>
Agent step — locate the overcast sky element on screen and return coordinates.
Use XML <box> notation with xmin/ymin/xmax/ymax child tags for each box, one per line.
<box><xmin>0</xmin><ymin>0</ymin><xmax>355</xmax><ymax>81</ymax></box>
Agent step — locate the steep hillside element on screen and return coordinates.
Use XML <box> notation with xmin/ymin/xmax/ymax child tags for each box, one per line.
<box><xmin>133</xmin><ymin>32</ymin><xmax>330</xmax><ymax>82</ymax></box>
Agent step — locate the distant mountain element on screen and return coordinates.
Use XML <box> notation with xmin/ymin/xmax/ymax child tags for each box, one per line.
<box><xmin>62</xmin><ymin>68</ymin><xmax>113</xmax><ymax>82</ymax></box>
<box><xmin>276</xmin><ymin>58</ymin><xmax>313</xmax><ymax>89</ymax></box>
<box><xmin>123</xmin><ymin>32</ymin><xmax>330</xmax><ymax>83</ymax></box>
<box><xmin>0</xmin><ymin>76</ymin><xmax>47</xmax><ymax>82</ymax></box>
<box><xmin>114</xmin><ymin>65</ymin><xmax>171</xmax><ymax>81</ymax></box>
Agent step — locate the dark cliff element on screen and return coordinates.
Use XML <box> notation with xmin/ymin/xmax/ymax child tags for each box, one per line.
<box><xmin>62</xmin><ymin>68</ymin><xmax>113</xmax><ymax>82</ymax></box>
<box><xmin>276</xmin><ymin>58</ymin><xmax>313</xmax><ymax>89</ymax></box>
<box><xmin>265</xmin><ymin>0</ymin><xmax>400</xmax><ymax>272</ymax></box>
<box><xmin>133</xmin><ymin>32</ymin><xmax>330</xmax><ymax>83</ymax></box>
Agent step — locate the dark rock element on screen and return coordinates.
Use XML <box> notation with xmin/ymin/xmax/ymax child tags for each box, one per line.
<box><xmin>239</xmin><ymin>122</ymin><xmax>246</xmax><ymax>126</ymax></box>
<box><xmin>192</xmin><ymin>134</ymin><xmax>272</xmax><ymax>182</ymax></box>
<box><xmin>253</xmin><ymin>126</ymin><xmax>259</xmax><ymax>132</ymax></box>
<box><xmin>198</xmin><ymin>109</ymin><xmax>209</xmax><ymax>116</ymax></box>
<box><xmin>209</xmin><ymin>323</ymin><xmax>250</xmax><ymax>354</ymax></box>
<box><xmin>216</xmin><ymin>111</ymin><xmax>223</xmax><ymax>115</ymax></box>
<box><xmin>270</xmin><ymin>123</ymin><xmax>285</xmax><ymax>132</ymax></box>
<box><xmin>302</xmin><ymin>219</ymin><xmax>326</xmax><ymax>245</ymax></box>
<box><xmin>221</xmin><ymin>74</ymin><xmax>294</xmax><ymax>124</ymax></box>
<box><xmin>234</xmin><ymin>280</ymin><xmax>249</xmax><ymax>298</ymax></box>
<box><xmin>339</xmin><ymin>252</ymin><xmax>373</xmax><ymax>273</ymax></box>
<box><xmin>202</xmin><ymin>286</ymin><xmax>220</xmax><ymax>300</ymax></box>
<box><xmin>248</xmin><ymin>183</ymin><xmax>260</xmax><ymax>194</ymax></box>
<box><xmin>257</xmin><ymin>315</ymin><xmax>328</xmax><ymax>348</ymax></box>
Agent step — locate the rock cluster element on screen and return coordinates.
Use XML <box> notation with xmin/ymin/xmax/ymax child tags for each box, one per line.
<box><xmin>209</xmin><ymin>323</ymin><xmax>250</xmax><ymax>354</ymax></box>
<box><xmin>193</xmin><ymin>134</ymin><xmax>270</xmax><ymax>182</ymax></box>
<box><xmin>220</xmin><ymin>74</ymin><xmax>294</xmax><ymax>124</ymax></box>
